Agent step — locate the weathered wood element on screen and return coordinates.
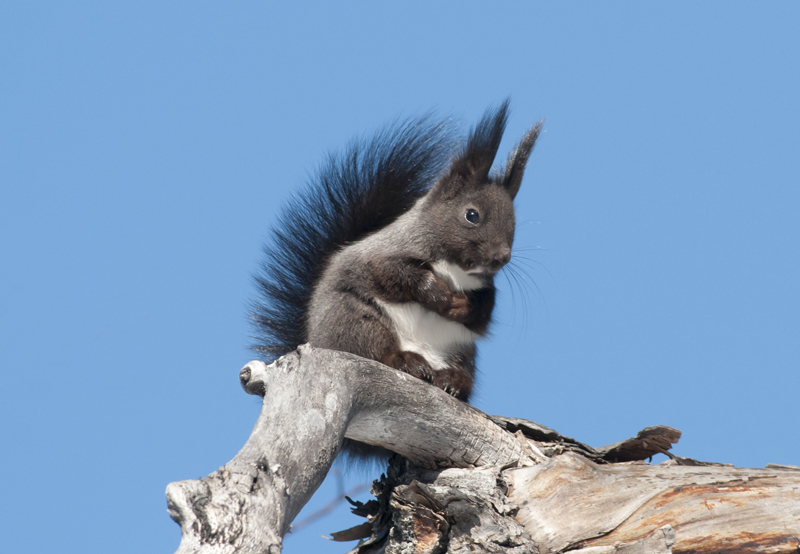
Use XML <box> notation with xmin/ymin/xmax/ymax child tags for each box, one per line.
<box><xmin>348</xmin><ymin>454</ymin><xmax>800</xmax><ymax>554</ymax></box>
<box><xmin>346</xmin><ymin>461</ymin><xmax>539</xmax><ymax>554</ymax></box>
<box><xmin>166</xmin><ymin>347</ymin><xmax>800</xmax><ymax>554</ymax></box>
<box><xmin>167</xmin><ymin>348</ymin><xmax>352</xmax><ymax>554</ymax></box>
<box><xmin>507</xmin><ymin>453</ymin><xmax>800</xmax><ymax>554</ymax></box>
<box><xmin>166</xmin><ymin>346</ymin><xmax>531</xmax><ymax>554</ymax></box>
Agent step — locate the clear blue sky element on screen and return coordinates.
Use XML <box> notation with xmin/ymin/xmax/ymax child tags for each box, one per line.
<box><xmin>1</xmin><ymin>3</ymin><xmax>798</xmax><ymax>553</ymax></box>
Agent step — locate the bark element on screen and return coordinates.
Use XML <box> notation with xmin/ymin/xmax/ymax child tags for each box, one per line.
<box><xmin>166</xmin><ymin>346</ymin><xmax>800</xmax><ymax>554</ymax></box>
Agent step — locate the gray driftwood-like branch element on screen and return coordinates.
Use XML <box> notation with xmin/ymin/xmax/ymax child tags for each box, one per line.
<box><xmin>166</xmin><ymin>346</ymin><xmax>800</xmax><ymax>554</ymax></box>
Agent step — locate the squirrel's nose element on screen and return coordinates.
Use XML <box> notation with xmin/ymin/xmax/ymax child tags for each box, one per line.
<box><xmin>489</xmin><ymin>246</ymin><xmax>511</xmax><ymax>270</ymax></box>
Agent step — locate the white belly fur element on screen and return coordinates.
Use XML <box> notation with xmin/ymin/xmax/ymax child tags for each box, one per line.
<box><xmin>376</xmin><ymin>260</ymin><xmax>484</xmax><ymax>370</ymax></box>
<box><xmin>376</xmin><ymin>301</ymin><xmax>479</xmax><ymax>370</ymax></box>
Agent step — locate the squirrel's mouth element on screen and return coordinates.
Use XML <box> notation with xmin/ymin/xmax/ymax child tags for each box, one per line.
<box><xmin>466</xmin><ymin>267</ymin><xmax>496</xmax><ymax>277</ymax></box>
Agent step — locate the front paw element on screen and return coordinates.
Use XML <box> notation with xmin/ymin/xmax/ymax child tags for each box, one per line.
<box><xmin>444</xmin><ymin>292</ymin><xmax>469</xmax><ymax>323</ymax></box>
<box><xmin>421</xmin><ymin>273</ymin><xmax>455</xmax><ymax>313</ymax></box>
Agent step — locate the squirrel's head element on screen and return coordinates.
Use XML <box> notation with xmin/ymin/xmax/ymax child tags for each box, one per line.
<box><xmin>421</xmin><ymin>101</ymin><xmax>542</xmax><ymax>278</ymax></box>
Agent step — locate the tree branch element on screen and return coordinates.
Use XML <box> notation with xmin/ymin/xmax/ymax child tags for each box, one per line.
<box><xmin>166</xmin><ymin>346</ymin><xmax>530</xmax><ymax>554</ymax></box>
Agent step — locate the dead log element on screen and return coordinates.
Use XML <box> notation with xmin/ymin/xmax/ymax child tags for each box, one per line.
<box><xmin>165</xmin><ymin>346</ymin><xmax>800</xmax><ymax>554</ymax></box>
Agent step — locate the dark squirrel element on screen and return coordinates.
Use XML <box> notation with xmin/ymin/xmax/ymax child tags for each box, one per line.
<box><xmin>253</xmin><ymin>101</ymin><xmax>541</xmax><ymax>405</ymax></box>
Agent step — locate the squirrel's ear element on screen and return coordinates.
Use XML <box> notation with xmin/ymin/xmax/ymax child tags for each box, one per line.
<box><xmin>435</xmin><ymin>101</ymin><xmax>510</xmax><ymax>199</ymax></box>
<box><xmin>502</xmin><ymin>120</ymin><xmax>543</xmax><ymax>200</ymax></box>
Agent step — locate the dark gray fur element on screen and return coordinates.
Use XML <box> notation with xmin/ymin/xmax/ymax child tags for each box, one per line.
<box><xmin>253</xmin><ymin>101</ymin><xmax>541</xmax><ymax>457</ymax></box>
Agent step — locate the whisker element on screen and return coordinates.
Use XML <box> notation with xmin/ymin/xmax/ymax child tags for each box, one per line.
<box><xmin>510</xmin><ymin>256</ymin><xmax>557</xmax><ymax>284</ymax></box>
<box><xmin>513</xmin><ymin>245</ymin><xmax>556</xmax><ymax>253</ymax></box>
<box><xmin>499</xmin><ymin>269</ymin><xmax>528</xmax><ymax>336</ymax></box>
<box><xmin>499</xmin><ymin>257</ymin><xmax>548</xmax><ymax>341</ymax></box>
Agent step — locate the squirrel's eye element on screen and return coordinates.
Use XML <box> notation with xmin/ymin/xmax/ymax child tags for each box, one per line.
<box><xmin>465</xmin><ymin>209</ymin><xmax>480</xmax><ymax>224</ymax></box>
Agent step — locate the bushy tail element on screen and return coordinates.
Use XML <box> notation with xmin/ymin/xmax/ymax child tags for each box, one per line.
<box><xmin>251</xmin><ymin>116</ymin><xmax>456</xmax><ymax>361</ymax></box>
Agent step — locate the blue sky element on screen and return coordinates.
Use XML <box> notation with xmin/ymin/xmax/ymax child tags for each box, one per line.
<box><xmin>1</xmin><ymin>3</ymin><xmax>799</xmax><ymax>553</ymax></box>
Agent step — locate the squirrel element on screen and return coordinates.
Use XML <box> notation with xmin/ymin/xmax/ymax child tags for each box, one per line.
<box><xmin>252</xmin><ymin>100</ymin><xmax>541</xmax><ymax>414</ymax></box>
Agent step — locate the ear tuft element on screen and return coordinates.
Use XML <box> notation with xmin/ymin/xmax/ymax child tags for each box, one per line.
<box><xmin>450</xmin><ymin>100</ymin><xmax>510</xmax><ymax>182</ymax></box>
<box><xmin>502</xmin><ymin>119</ymin><xmax>543</xmax><ymax>199</ymax></box>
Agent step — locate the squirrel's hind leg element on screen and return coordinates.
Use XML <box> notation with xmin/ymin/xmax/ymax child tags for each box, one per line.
<box><xmin>382</xmin><ymin>350</ymin><xmax>474</xmax><ymax>401</ymax></box>
<box><xmin>381</xmin><ymin>350</ymin><xmax>436</xmax><ymax>384</ymax></box>
<box><xmin>431</xmin><ymin>365</ymin><xmax>474</xmax><ymax>401</ymax></box>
